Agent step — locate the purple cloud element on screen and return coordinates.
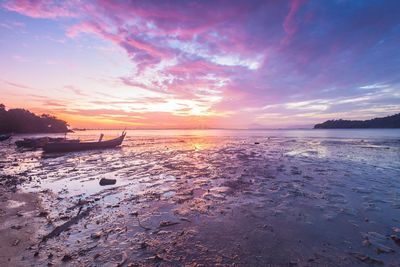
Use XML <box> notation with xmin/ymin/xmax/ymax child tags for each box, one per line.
<box><xmin>2</xmin><ymin>0</ymin><xmax>399</xmax><ymax>127</ymax></box>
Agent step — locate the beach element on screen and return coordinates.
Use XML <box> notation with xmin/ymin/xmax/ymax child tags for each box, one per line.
<box><xmin>1</xmin><ymin>129</ymin><xmax>400</xmax><ymax>266</ymax></box>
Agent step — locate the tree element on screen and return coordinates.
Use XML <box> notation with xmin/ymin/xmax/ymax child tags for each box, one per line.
<box><xmin>314</xmin><ymin>113</ymin><xmax>400</xmax><ymax>129</ymax></box>
<box><xmin>0</xmin><ymin>104</ymin><xmax>70</xmax><ymax>133</ymax></box>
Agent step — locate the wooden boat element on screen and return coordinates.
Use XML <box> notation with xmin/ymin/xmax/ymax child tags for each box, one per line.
<box><xmin>0</xmin><ymin>133</ymin><xmax>12</xmax><ymax>141</ymax></box>
<box><xmin>43</xmin><ymin>132</ymin><xmax>126</xmax><ymax>153</ymax></box>
<box><xmin>15</xmin><ymin>137</ymin><xmax>74</xmax><ymax>149</ymax></box>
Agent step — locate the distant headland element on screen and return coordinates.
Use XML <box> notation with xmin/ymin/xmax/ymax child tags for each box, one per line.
<box><xmin>0</xmin><ymin>104</ymin><xmax>69</xmax><ymax>133</ymax></box>
<box><xmin>314</xmin><ymin>113</ymin><xmax>400</xmax><ymax>129</ymax></box>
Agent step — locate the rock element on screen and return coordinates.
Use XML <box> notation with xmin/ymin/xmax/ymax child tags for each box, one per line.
<box><xmin>38</xmin><ymin>211</ymin><xmax>49</xmax><ymax>217</ymax></box>
<box><xmin>59</xmin><ymin>215</ymin><xmax>70</xmax><ymax>221</ymax></box>
<box><xmin>99</xmin><ymin>178</ymin><xmax>116</xmax><ymax>186</ymax></box>
<box><xmin>12</xmin><ymin>239</ymin><xmax>20</xmax><ymax>246</ymax></box>
<box><xmin>140</xmin><ymin>242</ymin><xmax>147</xmax><ymax>249</ymax></box>
<box><xmin>146</xmin><ymin>254</ymin><xmax>164</xmax><ymax>262</ymax></box>
<box><xmin>130</xmin><ymin>211</ymin><xmax>139</xmax><ymax>217</ymax></box>
<box><xmin>254</xmin><ymin>142</ymin><xmax>260</xmax><ymax>144</ymax></box>
<box><xmin>180</xmin><ymin>217</ymin><xmax>191</xmax><ymax>222</ymax></box>
<box><xmin>391</xmin><ymin>235</ymin><xmax>400</xmax><ymax>246</ymax></box>
<box><xmin>159</xmin><ymin>220</ymin><xmax>179</xmax><ymax>227</ymax></box>
<box><xmin>91</xmin><ymin>232</ymin><xmax>102</xmax><ymax>240</ymax></box>
<box><xmin>350</xmin><ymin>253</ymin><xmax>383</xmax><ymax>265</ymax></box>
<box><xmin>115</xmin><ymin>251</ymin><xmax>128</xmax><ymax>267</ymax></box>
<box><xmin>61</xmin><ymin>254</ymin><xmax>72</xmax><ymax>262</ymax></box>
<box><xmin>376</xmin><ymin>244</ymin><xmax>394</xmax><ymax>254</ymax></box>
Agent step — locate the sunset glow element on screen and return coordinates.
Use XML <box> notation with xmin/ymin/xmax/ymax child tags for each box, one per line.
<box><xmin>1</xmin><ymin>0</ymin><xmax>399</xmax><ymax>128</ymax></box>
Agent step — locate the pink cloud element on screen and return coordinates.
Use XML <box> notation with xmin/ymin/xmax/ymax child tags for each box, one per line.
<box><xmin>281</xmin><ymin>0</ymin><xmax>307</xmax><ymax>46</ymax></box>
<box><xmin>3</xmin><ymin>0</ymin><xmax>396</xmax><ymax>128</ymax></box>
<box><xmin>3</xmin><ymin>0</ymin><xmax>78</xmax><ymax>18</ymax></box>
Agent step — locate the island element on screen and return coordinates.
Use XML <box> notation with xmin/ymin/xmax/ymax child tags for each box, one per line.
<box><xmin>0</xmin><ymin>104</ymin><xmax>69</xmax><ymax>133</ymax></box>
<box><xmin>314</xmin><ymin>113</ymin><xmax>400</xmax><ymax>129</ymax></box>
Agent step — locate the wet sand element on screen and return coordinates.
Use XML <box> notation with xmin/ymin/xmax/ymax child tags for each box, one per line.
<box><xmin>1</xmin><ymin>131</ymin><xmax>400</xmax><ymax>266</ymax></box>
<box><xmin>0</xmin><ymin>189</ymin><xmax>41</xmax><ymax>266</ymax></box>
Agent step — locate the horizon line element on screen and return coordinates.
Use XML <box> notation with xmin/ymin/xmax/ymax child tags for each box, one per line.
<box><xmin>71</xmin><ymin>127</ymin><xmax>314</xmax><ymax>131</ymax></box>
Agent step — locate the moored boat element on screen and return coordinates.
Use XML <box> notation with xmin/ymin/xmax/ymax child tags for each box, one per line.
<box><xmin>43</xmin><ymin>132</ymin><xmax>126</xmax><ymax>153</ymax></box>
<box><xmin>15</xmin><ymin>137</ymin><xmax>74</xmax><ymax>149</ymax></box>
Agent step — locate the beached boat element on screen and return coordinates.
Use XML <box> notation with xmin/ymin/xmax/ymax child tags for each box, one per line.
<box><xmin>15</xmin><ymin>137</ymin><xmax>72</xmax><ymax>149</ymax></box>
<box><xmin>43</xmin><ymin>132</ymin><xmax>126</xmax><ymax>153</ymax></box>
<box><xmin>0</xmin><ymin>133</ymin><xmax>12</xmax><ymax>141</ymax></box>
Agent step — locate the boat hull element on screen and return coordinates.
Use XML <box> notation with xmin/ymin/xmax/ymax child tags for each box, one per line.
<box><xmin>16</xmin><ymin>137</ymin><xmax>72</xmax><ymax>148</ymax></box>
<box><xmin>43</xmin><ymin>134</ymin><xmax>125</xmax><ymax>153</ymax></box>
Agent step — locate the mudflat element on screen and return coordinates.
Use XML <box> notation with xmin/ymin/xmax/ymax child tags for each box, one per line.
<box><xmin>0</xmin><ymin>189</ymin><xmax>41</xmax><ymax>266</ymax></box>
<box><xmin>1</xmin><ymin>130</ymin><xmax>400</xmax><ymax>266</ymax></box>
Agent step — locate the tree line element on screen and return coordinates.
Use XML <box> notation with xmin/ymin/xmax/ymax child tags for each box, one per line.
<box><xmin>0</xmin><ymin>104</ymin><xmax>69</xmax><ymax>133</ymax></box>
<box><xmin>314</xmin><ymin>113</ymin><xmax>400</xmax><ymax>129</ymax></box>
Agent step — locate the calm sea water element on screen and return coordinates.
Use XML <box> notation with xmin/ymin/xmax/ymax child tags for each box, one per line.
<box><xmin>67</xmin><ymin>128</ymin><xmax>400</xmax><ymax>139</ymax></box>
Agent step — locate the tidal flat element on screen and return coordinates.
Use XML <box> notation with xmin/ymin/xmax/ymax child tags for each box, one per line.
<box><xmin>1</xmin><ymin>129</ymin><xmax>400</xmax><ymax>266</ymax></box>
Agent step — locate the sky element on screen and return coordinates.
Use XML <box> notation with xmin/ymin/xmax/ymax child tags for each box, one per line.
<box><xmin>0</xmin><ymin>0</ymin><xmax>399</xmax><ymax>129</ymax></box>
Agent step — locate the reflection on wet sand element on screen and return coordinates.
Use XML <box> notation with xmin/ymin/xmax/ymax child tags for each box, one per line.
<box><xmin>1</xmin><ymin>131</ymin><xmax>400</xmax><ymax>266</ymax></box>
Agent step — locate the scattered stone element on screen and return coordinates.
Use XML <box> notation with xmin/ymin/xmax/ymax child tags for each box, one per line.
<box><xmin>350</xmin><ymin>253</ymin><xmax>383</xmax><ymax>265</ymax></box>
<box><xmin>115</xmin><ymin>251</ymin><xmax>128</xmax><ymax>267</ymax></box>
<box><xmin>11</xmin><ymin>225</ymin><xmax>22</xmax><ymax>230</ymax></box>
<box><xmin>61</xmin><ymin>254</ymin><xmax>72</xmax><ymax>262</ymax></box>
<box><xmin>254</xmin><ymin>142</ymin><xmax>260</xmax><ymax>145</ymax></box>
<box><xmin>91</xmin><ymin>232</ymin><xmax>102</xmax><ymax>240</ymax></box>
<box><xmin>157</xmin><ymin>230</ymin><xmax>172</xmax><ymax>235</ymax></box>
<box><xmin>391</xmin><ymin>235</ymin><xmax>400</xmax><ymax>246</ymax></box>
<box><xmin>159</xmin><ymin>220</ymin><xmax>179</xmax><ymax>227</ymax></box>
<box><xmin>130</xmin><ymin>211</ymin><xmax>139</xmax><ymax>217</ymax></box>
<box><xmin>376</xmin><ymin>244</ymin><xmax>394</xmax><ymax>254</ymax></box>
<box><xmin>140</xmin><ymin>242</ymin><xmax>148</xmax><ymax>249</ymax></box>
<box><xmin>59</xmin><ymin>215</ymin><xmax>70</xmax><ymax>220</ymax></box>
<box><xmin>38</xmin><ymin>211</ymin><xmax>49</xmax><ymax>217</ymax></box>
<box><xmin>99</xmin><ymin>178</ymin><xmax>116</xmax><ymax>186</ymax></box>
<box><xmin>362</xmin><ymin>238</ymin><xmax>371</xmax><ymax>246</ymax></box>
<box><xmin>147</xmin><ymin>254</ymin><xmax>164</xmax><ymax>262</ymax></box>
<box><xmin>180</xmin><ymin>217</ymin><xmax>191</xmax><ymax>222</ymax></box>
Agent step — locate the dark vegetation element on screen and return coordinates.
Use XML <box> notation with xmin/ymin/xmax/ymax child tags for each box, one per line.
<box><xmin>314</xmin><ymin>113</ymin><xmax>400</xmax><ymax>129</ymax></box>
<box><xmin>0</xmin><ymin>104</ymin><xmax>69</xmax><ymax>133</ymax></box>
